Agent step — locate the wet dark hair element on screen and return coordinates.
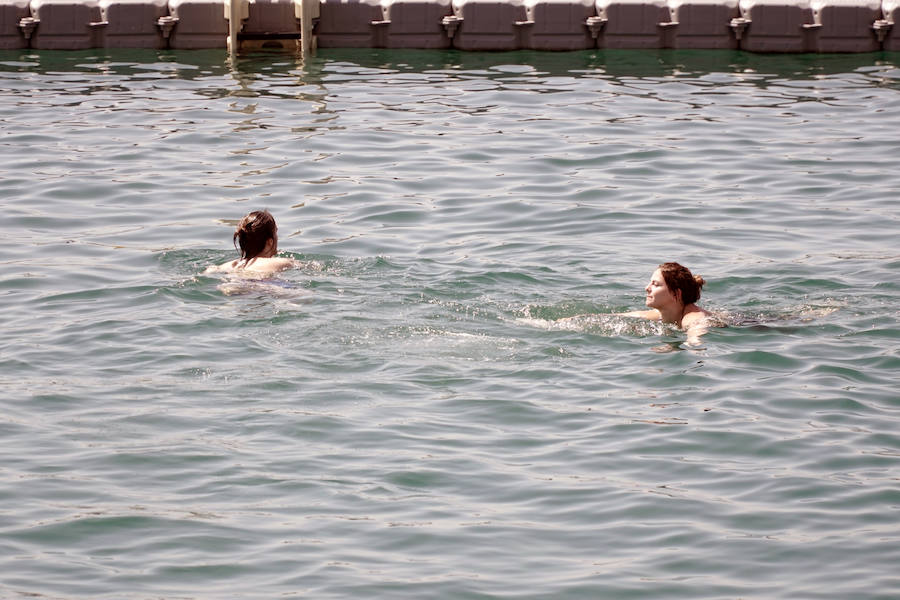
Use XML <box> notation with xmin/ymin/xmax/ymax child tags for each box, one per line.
<box><xmin>234</xmin><ymin>210</ymin><xmax>277</xmax><ymax>261</ymax></box>
<box><xmin>658</xmin><ymin>262</ymin><xmax>706</xmax><ymax>305</ymax></box>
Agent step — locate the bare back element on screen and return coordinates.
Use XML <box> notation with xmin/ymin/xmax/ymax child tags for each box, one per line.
<box><xmin>205</xmin><ymin>256</ymin><xmax>296</xmax><ymax>275</ymax></box>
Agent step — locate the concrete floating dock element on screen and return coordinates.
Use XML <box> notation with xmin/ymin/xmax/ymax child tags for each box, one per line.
<box><xmin>0</xmin><ymin>0</ymin><xmax>897</xmax><ymax>52</ymax></box>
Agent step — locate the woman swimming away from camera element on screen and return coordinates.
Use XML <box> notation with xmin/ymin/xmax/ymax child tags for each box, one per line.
<box><xmin>205</xmin><ymin>210</ymin><xmax>297</xmax><ymax>275</ymax></box>
<box><xmin>621</xmin><ymin>262</ymin><xmax>720</xmax><ymax>343</ymax></box>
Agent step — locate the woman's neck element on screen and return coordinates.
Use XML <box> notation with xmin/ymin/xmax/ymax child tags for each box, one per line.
<box><xmin>259</xmin><ymin>238</ymin><xmax>277</xmax><ymax>258</ymax></box>
<box><xmin>659</xmin><ymin>303</ymin><xmax>688</xmax><ymax>327</ymax></box>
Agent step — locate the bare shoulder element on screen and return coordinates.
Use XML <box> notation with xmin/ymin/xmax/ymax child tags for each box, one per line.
<box><xmin>261</xmin><ymin>256</ymin><xmax>298</xmax><ymax>272</ymax></box>
<box><xmin>681</xmin><ymin>310</ymin><xmax>707</xmax><ymax>329</ymax></box>
<box><xmin>682</xmin><ymin>307</ymin><xmax>725</xmax><ymax>331</ymax></box>
<box><xmin>206</xmin><ymin>257</ymin><xmax>298</xmax><ymax>275</ymax></box>
<box><xmin>241</xmin><ymin>256</ymin><xmax>298</xmax><ymax>274</ymax></box>
<box><xmin>204</xmin><ymin>260</ymin><xmax>239</xmax><ymax>274</ymax></box>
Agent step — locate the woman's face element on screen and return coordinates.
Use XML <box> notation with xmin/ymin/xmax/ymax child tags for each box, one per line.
<box><xmin>645</xmin><ymin>268</ymin><xmax>679</xmax><ymax>311</ymax></box>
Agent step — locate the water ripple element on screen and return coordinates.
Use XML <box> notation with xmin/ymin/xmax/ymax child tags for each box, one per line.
<box><xmin>1</xmin><ymin>47</ymin><xmax>898</xmax><ymax>600</ymax></box>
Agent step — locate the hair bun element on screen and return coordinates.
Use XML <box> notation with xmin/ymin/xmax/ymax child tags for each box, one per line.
<box><xmin>233</xmin><ymin>210</ymin><xmax>277</xmax><ymax>261</ymax></box>
<box><xmin>694</xmin><ymin>275</ymin><xmax>706</xmax><ymax>288</ymax></box>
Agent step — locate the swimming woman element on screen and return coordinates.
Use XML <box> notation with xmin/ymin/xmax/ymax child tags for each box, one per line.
<box><xmin>622</xmin><ymin>262</ymin><xmax>718</xmax><ymax>343</ymax></box>
<box><xmin>205</xmin><ymin>210</ymin><xmax>297</xmax><ymax>275</ymax></box>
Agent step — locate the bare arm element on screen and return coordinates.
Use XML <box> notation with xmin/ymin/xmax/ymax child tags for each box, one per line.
<box><xmin>619</xmin><ymin>310</ymin><xmax>661</xmax><ymax>320</ymax></box>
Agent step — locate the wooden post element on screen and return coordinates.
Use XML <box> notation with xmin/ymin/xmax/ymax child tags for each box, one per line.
<box><xmin>297</xmin><ymin>0</ymin><xmax>319</xmax><ymax>56</ymax></box>
<box><xmin>226</xmin><ymin>0</ymin><xmax>247</xmax><ymax>54</ymax></box>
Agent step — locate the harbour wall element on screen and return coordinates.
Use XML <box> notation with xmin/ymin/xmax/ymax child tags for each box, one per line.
<box><xmin>1</xmin><ymin>0</ymin><xmax>898</xmax><ymax>53</ymax></box>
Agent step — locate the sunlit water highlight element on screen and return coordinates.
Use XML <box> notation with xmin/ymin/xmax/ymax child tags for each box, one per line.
<box><xmin>1</xmin><ymin>48</ymin><xmax>899</xmax><ymax>599</ymax></box>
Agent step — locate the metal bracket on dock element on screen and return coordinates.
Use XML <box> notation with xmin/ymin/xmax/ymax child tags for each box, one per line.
<box><xmin>18</xmin><ymin>16</ymin><xmax>39</xmax><ymax>41</ymax></box>
<box><xmin>585</xmin><ymin>16</ymin><xmax>607</xmax><ymax>39</ymax></box>
<box><xmin>729</xmin><ymin>17</ymin><xmax>751</xmax><ymax>40</ymax></box>
<box><xmin>157</xmin><ymin>15</ymin><xmax>179</xmax><ymax>39</ymax></box>
<box><xmin>442</xmin><ymin>15</ymin><xmax>463</xmax><ymax>39</ymax></box>
<box><xmin>88</xmin><ymin>20</ymin><xmax>109</xmax><ymax>28</ymax></box>
<box><xmin>514</xmin><ymin>20</ymin><xmax>535</xmax><ymax>27</ymax></box>
<box><xmin>371</xmin><ymin>19</ymin><xmax>391</xmax><ymax>27</ymax></box>
<box><xmin>872</xmin><ymin>19</ymin><xmax>893</xmax><ymax>43</ymax></box>
<box><xmin>657</xmin><ymin>21</ymin><xmax>678</xmax><ymax>28</ymax></box>
<box><xmin>801</xmin><ymin>23</ymin><xmax>822</xmax><ymax>30</ymax></box>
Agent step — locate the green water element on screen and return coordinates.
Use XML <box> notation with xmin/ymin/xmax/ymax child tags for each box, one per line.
<box><xmin>1</xmin><ymin>48</ymin><xmax>899</xmax><ymax>599</ymax></box>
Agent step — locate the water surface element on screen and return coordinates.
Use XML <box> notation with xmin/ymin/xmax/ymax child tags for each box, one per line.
<box><xmin>1</xmin><ymin>48</ymin><xmax>899</xmax><ymax>599</ymax></box>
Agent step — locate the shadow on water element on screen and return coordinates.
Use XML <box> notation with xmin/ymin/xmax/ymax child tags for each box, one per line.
<box><xmin>3</xmin><ymin>47</ymin><xmax>899</xmax><ymax>85</ymax></box>
<box><xmin>0</xmin><ymin>48</ymin><xmax>230</xmax><ymax>78</ymax></box>
<box><xmin>308</xmin><ymin>47</ymin><xmax>900</xmax><ymax>82</ymax></box>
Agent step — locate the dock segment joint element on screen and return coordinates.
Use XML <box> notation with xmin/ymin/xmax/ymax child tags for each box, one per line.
<box><xmin>729</xmin><ymin>17</ymin><xmax>751</xmax><ymax>40</ymax></box>
<box><xmin>442</xmin><ymin>15</ymin><xmax>462</xmax><ymax>39</ymax></box>
<box><xmin>157</xmin><ymin>15</ymin><xmax>179</xmax><ymax>39</ymax></box>
<box><xmin>18</xmin><ymin>16</ymin><xmax>40</xmax><ymax>41</ymax></box>
<box><xmin>872</xmin><ymin>19</ymin><xmax>893</xmax><ymax>43</ymax></box>
<box><xmin>585</xmin><ymin>16</ymin><xmax>607</xmax><ymax>39</ymax></box>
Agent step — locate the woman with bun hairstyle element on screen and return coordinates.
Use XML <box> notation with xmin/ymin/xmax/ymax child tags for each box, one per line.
<box><xmin>206</xmin><ymin>210</ymin><xmax>296</xmax><ymax>274</ymax></box>
<box><xmin>622</xmin><ymin>262</ymin><xmax>715</xmax><ymax>340</ymax></box>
